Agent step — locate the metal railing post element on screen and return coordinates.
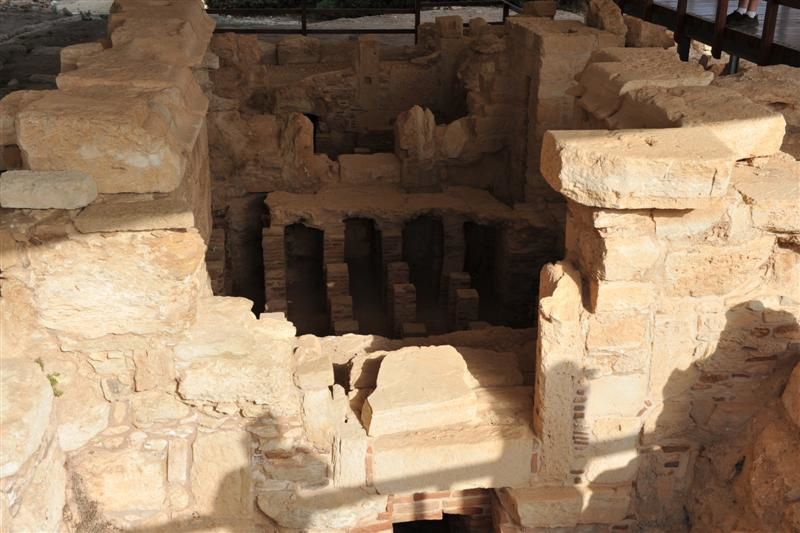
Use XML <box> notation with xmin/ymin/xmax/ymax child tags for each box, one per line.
<box><xmin>301</xmin><ymin>2</ymin><xmax>308</xmax><ymax>36</ymax></box>
<box><xmin>414</xmin><ymin>0</ymin><xmax>421</xmax><ymax>43</ymax></box>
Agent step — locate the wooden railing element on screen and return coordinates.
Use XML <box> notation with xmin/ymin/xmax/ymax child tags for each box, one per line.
<box><xmin>709</xmin><ymin>0</ymin><xmax>799</xmax><ymax>64</ymax></box>
<box><xmin>207</xmin><ymin>0</ymin><xmax>525</xmax><ymax>38</ymax></box>
<box><xmin>758</xmin><ymin>0</ymin><xmax>800</xmax><ymax>63</ymax></box>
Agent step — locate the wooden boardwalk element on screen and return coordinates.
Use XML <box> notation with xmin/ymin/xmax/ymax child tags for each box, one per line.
<box><xmin>623</xmin><ymin>0</ymin><xmax>800</xmax><ymax>66</ymax></box>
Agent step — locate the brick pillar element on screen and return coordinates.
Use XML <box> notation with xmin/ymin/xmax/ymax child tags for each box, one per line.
<box><xmin>263</xmin><ymin>226</ymin><xmax>287</xmax><ymax>312</ymax></box>
<box><xmin>324</xmin><ymin>222</ymin><xmax>346</xmax><ymax>264</ymax></box>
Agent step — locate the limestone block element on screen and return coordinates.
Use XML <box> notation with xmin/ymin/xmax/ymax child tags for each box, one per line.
<box><xmin>587</xmin><ymin>0</ymin><xmax>627</xmax><ymax>36</ymax></box>
<box><xmin>257</xmin><ymin>486</ymin><xmax>387</xmax><ymax>530</ymax></box>
<box><xmin>371</xmin><ymin>424</ymin><xmax>533</xmax><ymax>494</ymax></box>
<box><xmin>10</xmin><ymin>438</ymin><xmax>65</xmax><ymax>532</ymax></box>
<box><xmin>623</xmin><ymin>15</ymin><xmax>673</xmax><ymax>48</ymax></box>
<box><xmin>168</xmin><ymin>438</ymin><xmax>189</xmax><ymax>483</ymax></box>
<box><xmin>497</xmin><ymin>486</ymin><xmax>582</xmax><ymax>528</ymax></box>
<box><xmin>583</xmin><ymin>374</ymin><xmax>647</xmax><ymax>419</ymax></box>
<box><xmin>333</xmin><ymin>419</ymin><xmax>369</xmax><ymax>489</ymax></box>
<box><xmin>664</xmin><ymin>235</ymin><xmax>775</xmax><ymax>297</ymax></box>
<box><xmin>734</xmin><ymin>156</ymin><xmax>800</xmax><ymax>234</ymax></box>
<box><xmin>55</xmin><ymin>375</ymin><xmax>109</xmax><ymax>452</ymax></box>
<box><xmin>191</xmin><ymin>430</ymin><xmax>252</xmax><ymax>517</ymax></box>
<box><xmin>109</xmin><ymin>13</ymin><xmax>213</xmax><ymax>68</ymax></box>
<box><xmin>541</xmin><ymin>128</ymin><xmax>735</xmax><ymax>209</ymax></box>
<box><xmin>178</xmin><ymin>347</ymin><xmax>301</xmax><ymax>418</ymax></box>
<box><xmin>589</xmin><ymin>280</ymin><xmax>655</xmax><ymax>313</ymax></box>
<box><xmin>0</xmin><ymin>170</ymin><xmax>97</xmax><ymax>210</ymax></box>
<box><xmin>522</xmin><ymin>1</ymin><xmax>557</xmax><ymax>17</ymax></box>
<box><xmin>0</xmin><ymin>90</ymin><xmax>46</xmax><ymax>146</ymax></box>
<box><xmin>302</xmin><ymin>388</ymin><xmax>335</xmax><ymax>452</ymax></box>
<box><xmin>338</xmin><ymin>153</ymin><xmax>401</xmax><ymax>186</ymax></box>
<box><xmin>133</xmin><ymin>348</ymin><xmax>177</xmax><ymax>392</ymax></box>
<box><xmin>16</xmin><ymin>89</ymin><xmax>192</xmax><ymax>194</ymax></box>
<box><xmin>361</xmin><ymin>346</ymin><xmax>478</xmax><ymax>436</ymax></box>
<box><xmin>0</xmin><ymin>359</ymin><xmax>53</xmax><ymax>478</ymax></box>
<box><xmin>13</xmin><ymin>231</ymin><xmax>207</xmax><ymax>339</ymax></box>
<box><xmin>782</xmin><ymin>363</ymin><xmax>800</xmax><ymax>428</ymax></box>
<box><xmin>578</xmin><ymin>484</ymin><xmax>632</xmax><ymax>524</ymax></box>
<box><xmin>611</xmin><ymin>86</ymin><xmax>786</xmax><ymax>159</ymax></box>
<box><xmin>74</xmin><ymin>197</ymin><xmax>195</xmax><ymax>233</ymax></box>
<box><xmin>60</xmin><ymin>42</ymin><xmax>104</xmax><ymax>73</ymax></box>
<box><xmin>71</xmin><ymin>447</ymin><xmax>167</xmax><ymax>515</ymax></box>
<box><xmin>277</xmin><ymin>36</ymin><xmax>321</xmax><ymax>65</ymax></box>
<box><xmin>131</xmin><ymin>391</ymin><xmax>191</xmax><ymax>428</ymax></box>
<box><xmin>294</xmin><ymin>335</ymin><xmax>334</xmax><ymax>391</ymax></box>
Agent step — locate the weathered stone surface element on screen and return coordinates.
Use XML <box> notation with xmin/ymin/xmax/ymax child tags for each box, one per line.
<box><xmin>0</xmin><ymin>90</ymin><xmax>46</xmax><ymax>146</ymax></box>
<box><xmin>9</xmin><ymin>437</ymin><xmax>66</xmax><ymax>533</ymax></box>
<box><xmin>55</xmin><ymin>374</ymin><xmax>109</xmax><ymax>452</ymax></box>
<box><xmin>541</xmin><ymin>128</ymin><xmax>735</xmax><ymax>209</ymax></box>
<box><xmin>733</xmin><ymin>155</ymin><xmax>800</xmax><ymax>235</ymax></box>
<box><xmin>277</xmin><ymin>35</ymin><xmax>321</xmax><ymax>65</ymax></box>
<box><xmin>586</xmin><ymin>0</ymin><xmax>627</xmax><ymax>36</ymax></box>
<box><xmin>611</xmin><ymin>86</ymin><xmax>786</xmax><ymax>159</ymax></box>
<box><xmin>60</xmin><ymin>42</ymin><xmax>104</xmax><ymax>73</ymax></box>
<box><xmin>338</xmin><ymin>153</ymin><xmax>401</xmax><ymax>186</ymax></box>
<box><xmin>74</xmin><ymin>197</ymin><xmax>196</xmax><ymax>233</ymax></box>
<box><xmin>294</xmin><ymin>335</ymin><xmax>334</xmax><ymax>391</ymax></box>
<box><xmin>0</xmin><ymin>170</ymin><xmax>97</xmax><ymax>209</ymax></box>
<box><xmin>71</xmin><ymin>447</ymin><xmax>167</xmax><ymax>516</ymax></box>
<box><xmin>257</xmin><ymin>486</ymin><xmax>387</xmax><ymax>529</ymax></box>
<box><xmin>371</xmin><ymin>424</ymin><xmax>533</xmax><ymax>493</ymax></box>
<box><xmin>0</xmin><ymin>359</ymin><xmax>53</xmax><ymax>478</ymax></box>
<box><xmin>190</xmin><ymin>430</ymin><xmax>252</xmax><ymax>517</ymax></box>
<box><xmin>664</xmin><ymin>236</ymin><xmax>775</xmax><ymax>297</ymax></box>
<box><xmin>783</xmin><ymin>363</ymin><xmax>800</xmax><ymax>428</ymax></box>
<box><xmin>623</xmin><ymin>15</ymin><xmax>673</xmax><ymax>48</ymax></box>
<box><xmin>498</xmin><ymin>486</ymin><xmax>582</xmax><ymax>528</ymax></box>
<box><xmin>302</xmin><ymin>388</ymin><xmax>335</xmax><ymax>451</ymax></box>
<box><xmin>362</xmin><ymin>346</ymin><xmax>478</xmax><ymax>436</ymax></box>
<box><xmin>16</xmin><ymin>89</ymin><xmax>193</xmax><ymax>194</ymax></box>
<box><xmin>9</xmin><ymin>230</ymin><xmax>207</xmax><ymax>340</ymax></box>
<box><xmin>131</xmin><ymin>391</ymin><xmax>190</xmax><ymax>428</ymax></box>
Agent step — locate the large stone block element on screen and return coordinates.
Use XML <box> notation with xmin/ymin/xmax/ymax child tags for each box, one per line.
<box><xmin>257</xmin><ymin>486</ymin><xmax>387</xmax><ymax>530</ymax></box>
<box><xmin>71</xmin><ymin>447</ymin><xmax>167</xmax><ymax>516</ymax></box>
<box><xmin>8</xmin><ymin>437</ymin><xmax>66</xmax><ymax>533</ymax></box>
<box><xmin>361</xmin><ymin>346</ymin><xmax>478</xmax><ymax>436</ymax></box>
<box><xmin>541</xmin><ymin>128</ymin><xmax>735</xmax><ymax>209</ymax></box>
<box><xmin>190</xmin><ymin>430</ymin><xmax>253</xmax><ymax>517</ymax></box>
<box><xmin>370</xmin><ymin>424</ymin><xmax>533</xmax><ymax>494</ymax></box>
<box><xmin>664</xmin><ymin>236</ymin><xmax>775</xmax><ymax>297</ymax></box>
<box><xmin>16</xmin><ymin>89</ymin><xmax>192</xmax><ymax>194</ymax></box>
<box><xmin>0</xmin><ymin>359</ymin><xmax>53</xmax><ymax>478</ymax></box>
<box><xmin>55</xmin><ymin>374</ymin><xmax>109</xmax><ymax>452</ymax></box>
<box><xmin>0</xmin><ymin>170</ymin><xmax>97</xmax><ymax>210</ymax></box>
<box><xmin>733</xmin><ymin>155</ymin><xmax>800</xmax><ymax>235</ymax></box>
<box><xmin>11</xmin><ymin>230</ymin><xmax>207</xmax><ymax>340</ymax></box>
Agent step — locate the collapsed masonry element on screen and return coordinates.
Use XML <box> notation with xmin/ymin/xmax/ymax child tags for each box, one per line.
<box><xmin>0</xmin><ymin>0</ymin><xmax>799</xmax><ymax>532</ymax></box>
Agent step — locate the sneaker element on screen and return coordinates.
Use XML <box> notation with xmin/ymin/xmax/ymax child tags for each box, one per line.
<box><xmin>726</xmin><ymin>10</ymin><xmax>744</xmax><ymax>24</ymax></box>
<box><xmin>729</xmin><ymin>12</ymin><xmax>759</xmax><ymax>28</ymax></box>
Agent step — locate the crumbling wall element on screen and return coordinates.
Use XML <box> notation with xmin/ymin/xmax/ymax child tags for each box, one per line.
<box><xmin>496</xmin><ymin>49</ymin><xmax>799</xmax><ymax>531</ymax></box>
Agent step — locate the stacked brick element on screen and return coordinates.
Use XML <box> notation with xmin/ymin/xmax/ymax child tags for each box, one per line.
<box><xmin>205</xmin><ymin>227</ymin><xmax>227</xmax><ymax>295</ymax></box>
<box><xmin>445</xmin><ymin>272</ymin><xmax>477</xmax><ymax>330</ymax></box>
<box><xmin>325</xmin><ymin>261</ymin><xmax>358</xmax><ymax>334</ymax></box>
<box><xmin>262</xmin><ymin>226</ymin><xmax>287</xmax><ymax>312</ymax></box>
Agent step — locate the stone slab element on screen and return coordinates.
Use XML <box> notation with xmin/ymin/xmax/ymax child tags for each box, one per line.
<box><xmin>361</xmin><ymin>346</ymin><xmax>478</xmax><ymax>436</ymax></box>
<box><xmin>0</xmin><ymin>170</ymin><xmax>97</xmax><ymax>210</ymax></box>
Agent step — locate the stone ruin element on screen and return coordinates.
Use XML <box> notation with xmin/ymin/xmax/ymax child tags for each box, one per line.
<box><xmin>0</xmin><ymin>0</ymin><xmax>799</xmax><ymax>532</ymax></box>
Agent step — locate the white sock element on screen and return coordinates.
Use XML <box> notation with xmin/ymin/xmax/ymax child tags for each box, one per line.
<box><xmin>746</xmin><ymin>9</ymin><xmax>757</xmax><ymax>16</ymax></box>
<box><xmin>736</xmin><ymin>7</ymin><xmax>747</xmax><ymax>13</ymax></box>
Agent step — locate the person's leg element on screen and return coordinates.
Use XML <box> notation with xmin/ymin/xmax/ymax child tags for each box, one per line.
<box><xmin>736</xmin><ymin>0</ymin><xmax>749</xmax><ymax>14</ymax></box>
<box><xmin>745</xmin><ymin>0</ymin><xmax>760</xmax><ymax>17</ymax></box>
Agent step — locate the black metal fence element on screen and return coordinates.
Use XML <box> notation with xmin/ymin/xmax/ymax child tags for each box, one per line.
<box><xmin>207</xmin><ymin>0</ymin><xmax>524</xmax><ymax>37</ymax></box>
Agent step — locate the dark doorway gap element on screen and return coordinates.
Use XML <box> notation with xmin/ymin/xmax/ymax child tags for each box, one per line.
<box><xmin>285</xmin><ymin>223</ymin><xmax>328</xmax><ymax>336</ymax></box>
<box><xmin>345</xmin><ymin>218</ymin><xmax>391</xmax><ymax>337</ymax></box>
